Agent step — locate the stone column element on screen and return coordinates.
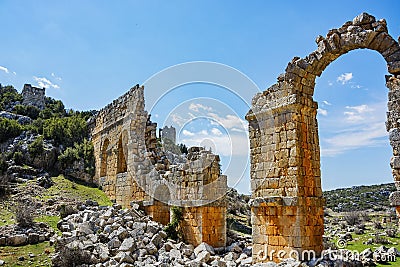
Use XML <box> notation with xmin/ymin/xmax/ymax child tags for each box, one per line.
<box><xmin>247</xmin><ymin>82</ymin><xmax>324</xmax><ymax>262</ymax></box>
<box><xmin>387</xmin><ymin>76</ymin><xmax>400</xmax><ymax>224</ymax></box>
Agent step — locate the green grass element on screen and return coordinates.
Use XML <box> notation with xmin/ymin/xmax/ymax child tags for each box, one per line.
<box><xmin>40</xmin><ymin>175</ymin><xmax>112</xmax><ymax>206</ymax></box>
<box><xmin>0</xmin><ymin>208</ymin><xmax>14</xmax><ymax>227</ymax></box>
<box><xmin>0</xmin><ymin>242</ymin><xmax>54</xmax><ymax>267</ymax></box>
<box><xmin>34</xmin><ymin>215</ymin><xmax>61</xmax><ymax>236</ymax></box>
<box><xmin>331</xmin><ymin>228</ymin><xmax>400</xmax><ymax>266</ymax></box>
<box><xmin>0</xmin><ymin>175</ymin><xmax>112</xmax><ymax>266</ymax></box>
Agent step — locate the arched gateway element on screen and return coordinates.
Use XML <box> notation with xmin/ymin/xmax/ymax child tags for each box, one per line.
<box><xmin>246</xmin><ymin>13</ymin><xmax>400</xmax><ymax>262</ymax></box>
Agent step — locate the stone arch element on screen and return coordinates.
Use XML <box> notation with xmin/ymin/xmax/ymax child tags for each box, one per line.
<box><xmin>100</xmin><ymin>138</ymin><xmax>110</xmax><ymax>177</ymax></box>
<box><xmin>117</xmin><ymin>130</ymin><xmax>128</xmax><ymax>174</ymax></box>
<box><xmin>247</xmin><ymin>12</ymin><xmax>400</xmax><ymax>262</ymax></box>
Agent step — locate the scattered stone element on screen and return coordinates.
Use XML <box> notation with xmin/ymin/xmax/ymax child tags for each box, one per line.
<box><xmin>194</xmin><ymin>242</ymin><xmax>215</xmax><ymax>256</ymax></box>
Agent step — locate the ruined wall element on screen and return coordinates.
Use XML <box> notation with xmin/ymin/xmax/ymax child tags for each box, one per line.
<box><xmin>166</xmin><ymin>147</ymin><xmax>227</xmax><ymax>247</ymax></box>
<box><xmin>91</xmin><ymin>84</ymin><xmax>148</xmax><ymax>208</ymax></box>
<box><xmin>161</xmin><ymin>125</ymin><xmax>176</xmax><ymax>144</ymax></box>
<box><xmin>22</xmin><ymin>84</ymin><xmax>45</xmax><ymax>109</ymax></box>
<box><xmin>247</xmin><ymin>13</ymin><xmax>400</xmax><ymax>262</ymax></box>
<box><xmin>90</xmin><ymin>86</ymin><xmax>227</xmax><ymax>248</ymax></box>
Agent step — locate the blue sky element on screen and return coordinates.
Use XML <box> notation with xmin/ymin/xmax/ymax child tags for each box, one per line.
<box><xmin>1</xmin><ymin>1</ymin><xmax>400</xmax><ymax>193</ymax></box>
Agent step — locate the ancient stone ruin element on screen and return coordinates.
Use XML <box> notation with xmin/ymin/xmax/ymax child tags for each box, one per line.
<box><xmin>90</xmin><ymin>85</ymin><xmax>227</xmax><ymax>247</ymax></box>
<box><xmin>160</xmin><ymin>125</ymin><xmax>177</xmax><ymax>144</ymax></box>
<box><xmin>21</xmin><ymin>84</ymin><xmax>45</xmax><ymax>110</ymax></box>
<box><xmin>89</xmin><ymin>12</ymin><xmax>400</xmax><ymax>263</ymax></box>
<box><xmin>246</xmin><ymin>12</ymin><xmax>400</xmax><ymax>262</ymax></box>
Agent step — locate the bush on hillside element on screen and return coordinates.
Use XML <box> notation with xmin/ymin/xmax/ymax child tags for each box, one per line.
<box><xmin>14</xmin><ymin>104</ymin><xmax>40</xmax><ymax>119</ymax></box>
<box><xmin>344</xmin><ymin>212</ymin><xmax>360</xmax><ymax>226</ymax></box>
<box><xmin>43</xmin><ymin>115</ymin><xmax>88</xmax><ymax>147</ymax></box>
<box><xmin>0</xmin><ymin>118</ymin><xmax>23</xmax><ymax>143</ymax></box>
<box><xmin>28</xmin><ymin>135</ymin><xmax>44</xmax><ymax>156</ymax></box>
<box><xmin>58</xmin><ymin>139</ymin><xmax>95</xmax><ymax>175</ymax></box>
<box><xmin>12</xmin><ymin>151</ymin><xmax>24</xmax><ymax>165</ymax></box>
<box><xmin>0</xmin><ymin>85</ymin><xmax>22</xmax><ymax>110</ymax></box>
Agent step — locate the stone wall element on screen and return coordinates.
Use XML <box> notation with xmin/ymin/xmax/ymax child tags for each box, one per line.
<box><xmin>247</xmin><ymin>12</ymin><xmax>400</xmax><ymax>262</ymax></box>
<box><xmin>90</xmin><ymin>85</ymin><xmax>227</xmax><ymax>248</ymax></box>
<box><xmin>91</xmin><ymin>84</ymin><xmax>148</xmax><ymax>208</ymax></box>
<box><xmin>22</xmin><ymin>84</ymin><xmax>45</xmax><ymax>110</ymax></box>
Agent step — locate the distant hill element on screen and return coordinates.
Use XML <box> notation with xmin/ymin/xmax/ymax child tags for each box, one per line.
<box><xmin>323</xmin><ymin>183</ymin><xmax>396</xmax><ymax>212</ymax></box>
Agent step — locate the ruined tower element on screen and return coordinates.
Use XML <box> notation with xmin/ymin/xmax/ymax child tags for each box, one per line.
<box><xmin>22</xmin><ymin>84</ymin><xmax>45</xmax><ymax>110</ymax></box>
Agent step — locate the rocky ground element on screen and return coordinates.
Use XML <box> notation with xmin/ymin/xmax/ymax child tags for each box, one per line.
<box><xmin>2</xmin><ymin>177</ymin><xmax>400</xmax><ymax>266</ymax></box>
<box><xmin>51</xmin><ymin>203</ymin><xmax>400</xmax><ymax>267</ymax></box>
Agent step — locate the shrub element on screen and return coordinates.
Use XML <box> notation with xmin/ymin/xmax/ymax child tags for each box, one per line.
<box><xmin>164</xmin><ymin>206</ymin><xmax>183</xmax><ymax>240</ymax></box>
<box><xmin>44</xmin><ymin>97</ymin><xmax>65</xmax><ymax>117</ymax></box>
<box><xmin>13</xmin><ymin>151</ymin><xmax>24</xmax><ymax>165</ymax></box>
<box><xmin>13</xmin><ymin>104</ymin><xmax>40</xmax><ymax>119</ymax></box>
<box><xmin>344</xmin><ymin>212</ymin><xmax>360</xmax><ymax>226</ymax></box>
<box><xmin>28</xmin><ymin>135</ymin><xmax>44</xmax><ymax>156</ymax></box>
<box><xmin>0</xmin><ymin>154</ymin><xmax>8</xmax><ymax>175</ymax></box>
<box><xmin>0</xmin><ymin>118</ymin><xmax>23</xmax><ymax>143</ymax></box>
<box><xmin>0</xmin><ymin>85</ymin><xmax>22</xmax><ymax>110</ymax></box>
<box><xmin>14</xmin><ymin>200</ymin><xmax>35</xmax><ymax>228</ymax></box>
<box><xmin>43</xmin><ymin>115</ymin><xmax>87</xmax><ymax>147</ymax></box>
<box><xmin>58</xmin><ymin>139</ymin><xmax>95</xmax><ymax>175</ymax></box>
<box><xmin>179</xmin><ymin>143</ymin><xmax>188</xmax><ymax>154</ymax></box>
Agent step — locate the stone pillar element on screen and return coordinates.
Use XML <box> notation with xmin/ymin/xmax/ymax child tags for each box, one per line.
<box><xmin>387</xmin><ymin>76</ymin><xmax>400</xmax><ymax>225</ymax></box>
<box><xmin>247</xmin><ymin>82</ymin><xmax>324</xmax><ymax>262</ymax></box>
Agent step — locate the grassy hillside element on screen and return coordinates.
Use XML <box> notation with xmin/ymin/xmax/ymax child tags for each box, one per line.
<box><xmin>324</xmin><ymin>183</ymin><xmax>395</xmax><ymax>212</ymax></box>
<box><xmin>0</xmin><ymin>175</ymin><xmax>111</xmax><ymax>266</ymax></box>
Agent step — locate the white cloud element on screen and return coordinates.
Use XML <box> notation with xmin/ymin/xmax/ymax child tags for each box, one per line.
<box><xmin>189</xmin><ymin>103</ymin><xmax>213</xmax><ymax>112</ymax></box>
<box><xmin>322</xmin><ymin>100</ymin><xmax>332</xmax><ymax>106</ymax></box>
<box><xmin>351</xmin><ymin>85</ymin><xmax>362</xmax><ymax>89</ymax></box>
<box><xmin>199</xmin><ymin>130</ymin><xmax>208</xmax><ymax>135</ymax></box>
<box><xmin>337</xmin><ymin>72</ymin><xmax>353</xmax><ymax>84</ymax></box>
<box><xmin>320</xmin><ymin>101</ymin><xmax>388</xmax><ymax>157</ymax></box>
<box><xmin>207</xmin><ymin>113</ymin><xmax>247</xmax><ymax>132</ymax></box>
<box><xmin>182</xmin><ymin>130</ymin><xmax>195</xmax><ymax>136</ymax></box>
<box><xmin>328</xmin><ymin>81</ymin><xmax>333</xmax><ymax>86</ymax></box>
<box><xmin>171</xmin><ymin>113</ymin><xmax>186</xmax><ymax>126</ymax></box>
<box><xmin>321</xmin><ymin>122</ymin><xmax>387</xmax><ymax>156</ymax></box>
<box><xmin>51</xmin><ymin>72</ymin><xmax>62</xmax><ymax>81</ymax></box>
<box><xmin>211</xmin><ymin>128</ymin><xmax>223</xmax><ymax>136</ymax></box>
<box><xmin>343</xmin><ymin>104</ymin><xmax>374</xmax><ymax>123</ymax></box>
<box><xmin>0</xmin><ymin>66</ymin><xmax>9</xmax><ymax>74</ymax></box>
<box><xmin>33</xmin><ymin>76</ymin><xmax>60</xmax><ymax>89</ymax></box>
<box><xmin>318</xmin><ymin>108</ymin><xmax>328</xmax><ymax>116</ymax></box>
